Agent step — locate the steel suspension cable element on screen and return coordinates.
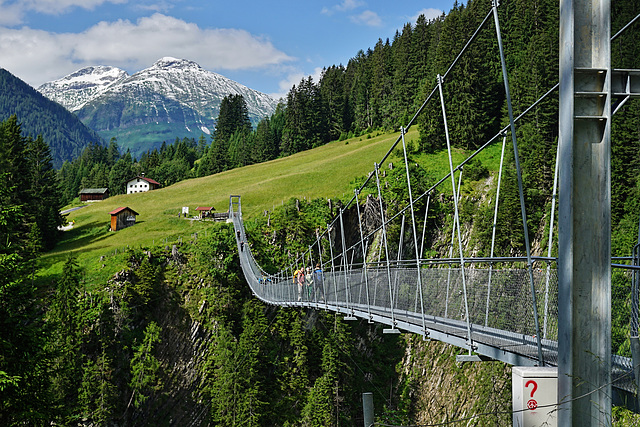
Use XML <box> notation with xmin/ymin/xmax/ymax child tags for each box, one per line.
<box><xmin>485</xmin><ymin>134</ymin><xmax>507</xmax><ymax>327</ymax></box>
<box><xmin>438</xmin><ymin>73</ymin><xmax>473</xmax><ymax>350</ymax></box>
<box><xmin>374</xmin><ymin>162</ymin><xmax>398</xmax><ymax>332</ymax></box>
<box><xmin>542</xmin><ymin>144</ymin><xmax>560</xmax><ymax>339</ymax></box>
<box><xmin>492</xmin><ymin>0</ymin><xmax>544</xmax><ymax>364</ymax></box>
<box><xmin>355</xmin><ymin>189</ymin><xmax>373</xmax><ymax>322</ymax></box>
<box><xmin>401</xmin><ymin>127</ymin><xmax>428</xmax><ymax>336</ymax></box>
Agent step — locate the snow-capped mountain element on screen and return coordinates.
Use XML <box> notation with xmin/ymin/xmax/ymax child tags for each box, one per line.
<box><xmin>38</xmin><ymin>58</ymin><xmax>278</xmax><ymax>157</ymax></box>
<box><xmin>38</xmin><ymin>66</ymin><xmax>129</xmax><ymax>111</ymax></box>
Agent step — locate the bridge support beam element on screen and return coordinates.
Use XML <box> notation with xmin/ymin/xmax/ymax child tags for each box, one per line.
<box><xmin>558</xmin><ymin>0</ymin><xmax>611</xmax><ymax>424</ymax></box>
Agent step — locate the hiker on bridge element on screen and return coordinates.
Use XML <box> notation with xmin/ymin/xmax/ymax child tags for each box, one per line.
<box><xmin>305</xmin><ymin>267</ymin><xmax>314</xmax><ymax>300</ymax></box>
<box><xmin>314</xmin><ymin>264</ymin><xmax>325</xmax><ymax>301</ymax></box>
<box><xmin>294</xmin><ymin>268</ymin><xmax>305</xmax><ymax>301</ymax></box>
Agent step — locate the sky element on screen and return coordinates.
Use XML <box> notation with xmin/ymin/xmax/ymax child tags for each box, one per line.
<box><xmin>0</xmin><ymin>0</ymin><xmax>458</xmax><ymax>100</ymax></box>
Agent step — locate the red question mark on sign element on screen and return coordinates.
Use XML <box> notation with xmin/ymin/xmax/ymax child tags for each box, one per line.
<box><xmin>525</xmin><ymin>380</ymin><xmax>538</xmax><ymax>410</ymax></box>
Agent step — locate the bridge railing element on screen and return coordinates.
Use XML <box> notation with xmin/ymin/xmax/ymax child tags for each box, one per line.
<box><xmin>231</xmin><ymin>195</ymin><xmax>640</xmax><ymax>398</ymax></box>
<box><xmin>230</xmin><ymin>195</ymin><xmax>561</xmax><ymax>363</ymax></box>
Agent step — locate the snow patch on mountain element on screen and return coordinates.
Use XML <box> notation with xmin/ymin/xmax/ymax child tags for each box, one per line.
<box><xmin>38</xmin><ymin>66</ymin><xmax>129</xmax><ymax>111</ymax></box>
<box><xmin>37</xmin><ymin>58</ymin><xmax>278</xmax><ymax>157</ymax></box>
<box><xmin>38</xmin><ymin>58</ymin><xmax>278</xmax><ymax>123</ymax></box>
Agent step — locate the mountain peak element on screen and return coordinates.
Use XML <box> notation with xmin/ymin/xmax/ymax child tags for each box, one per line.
<box><xmin>152</xmin><ymin>57</ymin><xmax>202</xmax><ymax>70</ymax></box>
<box><xmin>37</xmin><ymin>66</ymin><xmax>128</xmax><ymax>111</ymax></box>
<box><xmin>39</xmin><ymin>58</ymin><xmax>278</xmax><ymax>158</ymax></box>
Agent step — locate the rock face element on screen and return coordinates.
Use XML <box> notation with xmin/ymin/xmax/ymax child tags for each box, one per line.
<box><xmin>38</xmin><ymin>57</ymin><xmax>279</xmax><ymax>157</ymax></box>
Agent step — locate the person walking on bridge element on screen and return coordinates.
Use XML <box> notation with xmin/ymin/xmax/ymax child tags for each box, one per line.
<box><xmin>305</xmin><ymin>267</ymin><xmax>313</xmax><ymax>300</ymax></box>
<box><xmin>294</xmin><ymin>268</ymin><xmax>304</xmax><ymax>301</ymax></box>
<box><xmin>314</xmin><ymin>264</ymin><xmax>325</xmax><ymax>302</ymax></box>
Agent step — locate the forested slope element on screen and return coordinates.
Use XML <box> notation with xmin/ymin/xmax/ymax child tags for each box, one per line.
<box><xmin>0</xmin><ymin>69</ymin><xmax>104</xmax><ymax>168</ymax></box>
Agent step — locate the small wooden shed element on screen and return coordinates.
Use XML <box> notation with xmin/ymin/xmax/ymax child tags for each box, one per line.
<box><xmin>80</xmin><ymin>188</ymin><xmax>109</xmax><ymax>202</ymax></box>
<box><xmin>195</xmin><ymin>206</ymin><xmax>214</xmax><ymax>219</ymax></box>
<box><xmin>109</xmin><ymin>207</ymin><xmax>139</xmax><ymax>231</ymax></box>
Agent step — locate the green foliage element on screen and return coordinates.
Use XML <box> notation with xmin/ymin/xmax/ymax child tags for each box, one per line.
<box><xmin>0</xmin><ymin>116</ymin><xmax>63</xmax><ymax>251</ymax></box>
<box><xmin>48</xmin><ymin>257</ymin><xmax>82</xmax><ymax>423</ymax></box>
<box><xmin>128</xmin><ymin>321</ymin><xmax>162</xmax><ymax>409</ymax></box>
<box><xmin>462</xmin><ymin>157</ymin><xmax>488</xmax><ymax>182</ymax></box>
<box><xmin>78</xmin><ymin>347</ymin><xmax>117</xmax><ymax>424</ymax></box>
<box><xmin>0</xmin><ymin>69</ymin><xmax>104</xmax><ymax>168</ymax></box>
<box><xmin>58</xmin><ymin>135</ymin><xmax>205</xmax><ymax>204</ymax></box>
<box><xmin>131</xmin><ymin>252</ymin><xmax>161</xmax><ymax>306</ymax></box>
<box><xmin>0</xmin><ymin>173</ymin><xmax>52</xmax><ymax>424</ymax></box>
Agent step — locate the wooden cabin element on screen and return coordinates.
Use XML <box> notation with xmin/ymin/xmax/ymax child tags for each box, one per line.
<box><xmin>80</xmin><ymin>188</ymin><xmax>109</xmax><ymax>202</ymax></box>
<box><xmin>109</xmin><ymin>207</ymin><xmax>139</xmax><ymax>231</ymax></box>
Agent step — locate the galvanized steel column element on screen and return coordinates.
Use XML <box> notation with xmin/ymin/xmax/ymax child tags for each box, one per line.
<box><xmin>558</xmin><ymin>0</ymin><xmax>611</xmax><ymax>424</ymax></box>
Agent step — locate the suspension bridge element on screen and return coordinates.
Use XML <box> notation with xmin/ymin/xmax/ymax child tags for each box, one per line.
<box><xmin>229</xmin><ymin>1</ymin><xmax>640</xmax><ymax>424</ymax></box>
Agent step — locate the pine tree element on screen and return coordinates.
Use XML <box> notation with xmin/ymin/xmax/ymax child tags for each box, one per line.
<box><xmin>127</xmin><ymin>321</ymin><xmax>162</xmax><ymax>411</ymax></box>
<box><xmin>48</xmin><ymin>256</ymin><xmax>82</xmax><ymax>423</ymax></box>
<box><xmin>251</xmin><ymin>117</ymin><xmax>277</xmax><ymax>163</ymax></box>
<box><xmin>25</xmin><ymin>135</ymin><xmax>64</xmax><ymax>249</ymax></box>
<box><xmin>0</xmin><ymin>175</ymin><xmax>52</xmax><ymax>424</ymax></box>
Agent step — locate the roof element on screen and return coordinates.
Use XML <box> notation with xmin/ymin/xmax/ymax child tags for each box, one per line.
<box><xmin>109</xmin><ymin>207</ymin><xmax>139</xmax><ymax>216</ymax></box>
<box><xmin>195</xmin><ymin>206</ymin><xmax>214</xmax><ymax>211</ymax></box>
<box><xmin>126</xmin><ymin>176</ymin><xmax>161</xmax><ymax>186</ymax></box>
<box><xmin>80</xmin><ymin>188</ymin><xmax>108</xmax><ymax>194</ymax></box>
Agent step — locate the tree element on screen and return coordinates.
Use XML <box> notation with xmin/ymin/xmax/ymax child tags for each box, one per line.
<box><xmin>106</xmin><ymin>137</ymin><xmax>120</xmax><ymax>166</ymax></box>
<box><xmin>0</xmin><ymin>174</ymin><xmax>51</xmax><ymax>424</ymax></box>
<box><xmin>127</xmin><ymin>321</ymin><xmax>162</xmax><ymax>411</ymax></box>
<box><xmin>48</xmin><ymin>256</ymin><xmax>82</xmax><ymax>422</ymax></box>
<box><xmin>133</xmin><ymin>255</ymin><xmax>159</xmax><ymax>305</ymax></box>
<box><xmin>108</xmin><ymin>156</ymin><xmax>134</xmax><ymax>196</ymax></box>
<box><xmin>201</xmin><ymin>94</ymin><xmax>253</xmax><ymax>176</ymax></box>
<box><xmin>228</xmin><ymin>129</ymin><xmax>253</xmax><ymax>168</ymax></box>
<box><xmin>25</xmin><ymin>135</ymin><xmax>64</xmax><ymax>249</ymax></box>
<box><xmin>251</xmin><ymin>117</ymin><xmax>277</xmax><ymax>163</ymax></box>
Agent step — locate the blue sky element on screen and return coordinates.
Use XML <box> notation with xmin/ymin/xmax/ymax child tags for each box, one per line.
<box><xmin>0</xmin><ymin>0</ymin><xmax>458</xmax><ymax>99</ymax></box>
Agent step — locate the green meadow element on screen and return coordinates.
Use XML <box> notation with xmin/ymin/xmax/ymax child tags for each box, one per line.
<box><xmin>40</xmin><ymin>127</ymin><xmax>500</xmax><ymax>284</ymax></box>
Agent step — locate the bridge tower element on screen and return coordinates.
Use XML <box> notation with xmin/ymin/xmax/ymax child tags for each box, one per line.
<box><xmin>558</xmin><ymin>0</ymin><xmax>611</xmax><ymax>424</ymax></box>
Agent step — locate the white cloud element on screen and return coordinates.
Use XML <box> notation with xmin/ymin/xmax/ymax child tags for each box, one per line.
<box><xmin>270</xmin><ymin>67</ymin><xmax>323</xmax><ymax>101</ymax></box>
<box><xmin>0</xmin><ymin>13</ymin><xmax>294</xmax><ymax>87</ymax></box>
<box><xmin>0</xmin><ymin>2</ymin><xmax>23</xmax><ymax>25</ymax></box>
<box><xmin>321</xmin><ymin>0</ymin><xmax>364</xmax><ymax>16</ymax></box>
<box><xmin>133</xmin><ymin>2</ymin><xmax>173</xmax><ymax>13</ymax></box>
<box><xmin>0</xmin><ymin>0</ymin><xmax>127</xmax><ymax>22</ymax></box>
<box><xmin>411</xmin><ymin>8</ymin><xmax>443</xmax><ymax>23</ymax></box>
<box><xmin>350</xmin><ymin>10</ymin><xmax>381</xmax><ymax>27</ymax></box>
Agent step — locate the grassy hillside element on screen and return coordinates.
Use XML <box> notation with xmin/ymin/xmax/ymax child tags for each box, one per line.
<box><xmin>40</xmin><ymin>127</ymin><xmax>496</xmax><ymax>284</ymax></box>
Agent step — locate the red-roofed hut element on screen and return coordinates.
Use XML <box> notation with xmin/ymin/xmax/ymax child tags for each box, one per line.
<box><xmin>109</xmin><ymin>207</ymin><xmax>139</xmax><ymax>231</ymax></box>
<box><xmin>195</xmin><ymin>206</ymin><xmax>214</xmax><ymax>219</ymax></box>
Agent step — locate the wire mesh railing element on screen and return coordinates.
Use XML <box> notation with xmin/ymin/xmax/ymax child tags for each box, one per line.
<box><xmin>231</xmin><ymin>196</ymin><xmax>639</xmax><ymax>396</ymax></box>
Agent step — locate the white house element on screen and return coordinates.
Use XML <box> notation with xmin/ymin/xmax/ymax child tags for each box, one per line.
<box><xmin>126</xmin><ymin>175</ymin><xmax>161</xmax><ymax>194</ymax></box>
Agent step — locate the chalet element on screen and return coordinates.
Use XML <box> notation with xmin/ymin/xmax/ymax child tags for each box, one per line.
<box><xmin>195</xmin><ymin>206</ymin><xmax>214</xmax><ymax>219</ymax></box>
<box><xmin>109</xmin><ymin>207</ymin><xmax>139</xmax><ymax>231</ymax></box>
<box><xmin>126</xmin><ymin>174</ymin><xmax>161</xmax><ymax>194</ymax></box>
<box><xmin>79</xmin><ymin>188</ymin><xmax>109</xmax><ymax>202</ymax></box>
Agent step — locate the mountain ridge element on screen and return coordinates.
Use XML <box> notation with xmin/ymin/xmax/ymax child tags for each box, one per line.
<box><xmin>38</xmin><ymin>57</ymin><xmax>279</xmax><ymax>157</ymax></box>
<box><xmin>0</xmin><ymin>68</ymin><xmax>105</xmax><ymax>168</ymax></box>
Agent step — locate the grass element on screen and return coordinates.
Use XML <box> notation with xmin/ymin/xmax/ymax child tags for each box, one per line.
<box><xmin>40</xmin><ymin>127</ymin><xmax>503</xmax><ymax>285</ymax></box>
